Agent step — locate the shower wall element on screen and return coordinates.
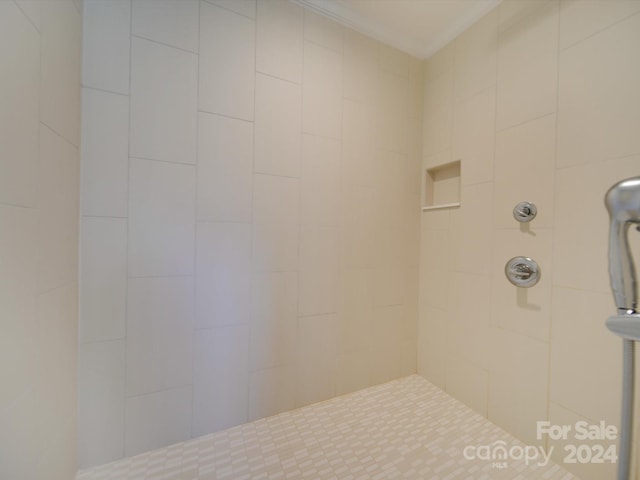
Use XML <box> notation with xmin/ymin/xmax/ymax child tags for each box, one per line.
<box><xmin>78</xmin><ymin>0</ymin><xmax>422</xmax><ymax>469</ymax></box>
<box><xmin>0</xmin><ymin>1</ymin><xmax>82</xmax><ymax>479</ymax></box>
<box><xmin>418</xmin><ymin>1</ymin><xmax>640</xmax><ymax>479</ymax></box>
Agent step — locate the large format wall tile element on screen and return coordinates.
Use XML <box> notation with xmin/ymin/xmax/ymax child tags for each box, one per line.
<box><xmin>128</xmin><ymin>158</ymin><xmax>196</xmax><ymax>277</ymax></box>
<box><xmin>80</xmin><ymin>88</ymin><xmax>129</xmax><ymax>217</ymax></box>
<box><xmin>302</xmin><ymin>41</ymin><xmax>342</xmax><ymax>139</ymax></box>
<box><xmin>193</xmin><ymin>325</ymin><xmax>249</xmax><ymax>436</ymax></box>
<box><xmin>82</xmin><ymin>0</ymin><xmax>130</xmax><ymax>95</ymax></box>
<box><xmin>496</xmin><ymin>0</ymin><xmax>558</xmax><ymax>130</ymax></box>
<box><xmin>126</xmin><ymin>276</ymin><xmax>194</xmax><ymax>397</ymax></box>
<box><xmin>37</xmin><ymin>126</ymin><xmax>79</xmax><ymax>294</ymax></box>
<box><xmin>557</xmin><ymin>12</ymin><xmax>640</xmax><ymax>168</ymax></box>
<box><xmin>197</xmin><ymin>112</ymin><xmax>253</xmax><ymax>223</ymax></box>
<box><xmin>0</xmin><ymin>1</ymin><xmax>39</xmax><ymax>208</ymax></box>
<box><xmin>254</xmin><ymin>74</ymin><xmax>302</xmax><ymax>178</ymax></box>
<box><xmin>79</xmin><ymin>217</ymin><xmax>127</xmax><ymax>343</ymax></box>
<box><xmin>130</xmin><ymin>37</ymin><xmax>197</xmax><ymax>165</ymax></box>
<box><xmin>195</xmin><ymin>222</ymin><xmax>251</xmax><ymax>328</ymax></box>
<box><xmin>78</xmin><ymin>340</ymin><xmax>126</xmax><ymax>469</ymax></box>
<box><xmin>256</xmin><ymin>0</ymin><xmax>303</xmax><ymax>83</ymax></box>
<box><xmin>40</xmin><ymin>0</ymin><xmax>81</xmax><ymax>146</ymax></box>
<box><xmin>125</xmin><ymin>386</ymin><xmax>192</xmax><ymax>457</ymax></box>
<box><xmin>132</xmin><ymin>0</ymin><xmax>199</xmax><ymax>53</ymax></box>
<box><xmin>199</xmin><ymin>2</ymin><xmax>255</xmax><ymax>120</ymax></box>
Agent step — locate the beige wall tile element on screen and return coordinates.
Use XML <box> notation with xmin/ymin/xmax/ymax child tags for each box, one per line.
<box><xmin>197</xmin><ymin>112</ymin><xmax>253</xmax><ymax>223</ymax></box>
<box><xmin>256</xmin><ymin>0</ymin><xmax>302</xmax><ymax>83</ymax></box>
<box><xmin>452</xmin><ymin>87</ymin><xmax>496</xmax><ymax>186</ymax></box>
<box><xmin>254</xmin><ymin>74</ymin><xmax>302</xmax><ymax>178</ymax></box>
<box><xmin>557</xmin><ymin>12</ymin><xmax>640</xmax><ymax>168</ymax></box>
<box><xmin>450</xmin><ymin>182</ymin><xmax>493</xmax><ymax>275</ymax></box>
<box><xmin>80</xmin><ymin>88</ymin><xmax>129</xmax><ymax>217</ymax></box>
<box><xmin>82</xmin><ymin>0</ymin><xmax>130</xmax><ymax>94</ymax></box>
<box><xmin>304</xmin><ymin>9</ymin><xmax>343</xmax><ymax>52</ymax></box>
<box><xmin>302</xmin><ymin>41</ymin><xmax>342</xmax><ymax>139</ymax></box>
<box><xmin>126</xmin><ymin>277</ymin><xmax>194</xmax><ymax>397</ymax></box>
<box><xmin>206</xmin><ymin>0</ymin><xmax>256</xmax><ymax>19</ymax></box>
<box><xmin>548</xmin><ymin>401</ymin><xmax>618</xmax><ymax>480</ymax></box>
<box><xmin>130</xmin><ymin>37</ymin><xmax>198</xmax><ymax>164</ymax></box>
<box><xmin>448</xmin><ymin>272</ymin><xmax>491</xmax><ymax>369</ymax></box>
<box><xmin>549</xmin><ymin>288</ymin><xmax>620</xmax><ymax>426</ymax></box>
<box><xmin>192</xmin><ymin>325</ymin><xmax>249</xmax><ymax>435</ymax></box>
<box><xmin>494</xmin><ymin>114</ymin><xmax>556</xmax><ymax>229</ymax></box>
<box><xmin>124</xmin><ymin>386</ymin><xmax>192</xmax><ymax>457</ymax></box>
<box><xmin>453</xmin><ymin>9</ymin><xmax>498</xmax><ymax>101</ymax></box>
<box><xmin>445</xmin><ymin>356</ymin><xmax>488</xmax><ymax>416</ymax></box>
<box><xmin>249</xmin><ymin>365</ymin><xmax>296</xmax><ymax>420</ymax></box>
<box><xmin>553</xmin><ymin>155</ymin><xmax>640</xmax><ymax>293</ymax></box>
<box><xmin>417</xmin><ymin>306</ymin><xmax>447</xmax><ymax>389</ymax></box>
<box><xmin>250</xmin><ymin>272</ymin><xmax>298</xmax><ymax>370</ymax></box>
<box><xmin>128</xmin><ymin>158</ymin><xmax>196</xmax><ymax>277</ymax></box>
<box><xmin>296</xmin><ymin>313</ymin><xmax>338</xmax><ymax>406</ymax></box>
<box><xmin>301</xmin><ymin>134</ymin><xmax>341</xmax><ymax>226</ymax></box>
<box><xmin>195</xmin><ymin>222</ymin><xmax>251</xmax><ymax>328</ymax></box>
<box><xmin>40</xmin><ymin>0</ymin><xmax>81</xmax><ymax>146</ymax></box>
<box><xmin>488</xmin><ymin>327</ymin><xmax>549</xmax><ymax>444</ymax></box>
<box><xmin>496</xmin><ymin>0</ymin><xmax>558</xmax><ymax>130</ymax></box>
<box><xmin>77</xmin><ymin>340</ymin><xmax>125</xmax><ymax>469</ymax></box>
<box><xmin>79</xmin><ymin>217</ymin><xmax>127</xmax><ymax>343</ymax></box>
<box><xmin>199</xmin><ymin>3</ymin><xmax>255</xmax><ymax>120</ymax></box>
<box><xmin>37</xmin><ymin>126</ymin><xmax>80</xmax><ymax>294</ymax></box>
<box><xmin>491</xmin><ymin>228</ymin><xmax>553</xmax><ymax>341</ymax></box>
<box><xmin>559</xmin><ymin>0</ymin><xmax>640</xmax><ymax>50</ymax></box>
<box><xmin>0</xmin><ymin>2</ymin><xmax>39</xmax><ymax>208</ymax></box>
<box><xmin>423</xmin><ymin>69</ymin><xmax>453</xmax><ymax>157</ymax></box>
<box><xmin>132</xmin><ymin>0</ymin><xmax>199</xmax><ymax>52</ymax></box>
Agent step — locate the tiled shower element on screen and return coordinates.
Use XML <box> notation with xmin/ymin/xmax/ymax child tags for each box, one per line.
<box><xmin>1</xmin><ymin>0</ymin><xmax>640</xmax><ymax>479</ymax></box>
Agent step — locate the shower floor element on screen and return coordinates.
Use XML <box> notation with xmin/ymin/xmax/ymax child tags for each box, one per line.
<box><xmin>76</xmin><ymin>375</ymin><xmax>577</xmax><ymax>480</ymax></box>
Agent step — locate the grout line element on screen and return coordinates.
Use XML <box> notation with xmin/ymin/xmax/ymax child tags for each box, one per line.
<box><xmin>559</xmin><ymin>8</ymin><xmax>640</xmax><ymax>53</ymax></box>
<box><xmin>128</xmin><ymin>155</ymin><xmax>197</xmax><ymax>168</ymax></box>
<box><xmin>127</xmin><ymin>274</ymin><xmax>194</xmax><ymax>280</ymax></box>
<box><xmin>81</xmin><ymin>214</ymin><xmax>128</xmax><ymax>220</ymax></box>
<box><xmin>544</xmin><ymin>6</ymin><xmax>562</xmax><ymax>448</ymax></box>
<box><xmin>40</xmin><ymin>120</ymin><xmax>79</xmax><ymax>151</ymax></box>
<box><xmin>201</xmin><ymin>0</ymin><xmax>256</xmax><ymax>21</ymax></box>
<box><xmin>81</xmin><ymin>84</ymin><xmax>129</xmax><ymax>98</ymax></box>
<box><xmin>495</xmin><ymin>110</ymin><xmax>557</xmax><ymax>135</ymax></box>
<box><xmin>247</xmin><ymin>0</ymin><xmax>259</xmax><ymax>425</ymax></box>
<box><xmin>255</xmin><ymin>69</ymin><xmax>302</xmax><ymax>87</ymax></box>
<box><xmin>13</xmin><ymin>0</ymin><xmax>40</xmax><ymax>32</ymax></box>
<box><xmin>131</xmin><ymin>34</ymin><xmax>199</xmax><ymax>56</ymax></box>
<box><xmin>188</xmin><ymin>0</ymin><xmax>202</xmax><ymax>441</ymax></box>
<box><xmin>198</xmin><ymin>109</ymin><xmax>254</xmax><ymax>124</ymax></box>
<box><xmin>123</xmin><ymin>0</ymin><xmax>133</xmax><ymax>459</ymax></box>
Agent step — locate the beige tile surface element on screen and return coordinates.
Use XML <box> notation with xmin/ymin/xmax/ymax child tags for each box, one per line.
<box><xmin>256</xmin><ymin>0</ymin><xmax>302</xmax><ymax>83</ymax></box>
<box><xmin>496</xmin><ymin>0</ymin><xmax>559</xmax><ymax>130</ymax></box>
<box><xmin>77</xmin><ymin>376</ymin><xmax>577</xmax><ymax>480</ymax></box>
<box><xmin>254</xmin><ymin>74</ymin><xmax>302</xmax><ymax>178</ymax></box>
<box><xmin>132</xmin><ymin>0</ymin><xmax>199</xmax><ymax>53</ymax></box>
<box><xmin>199</xmin><ymin>2</ymin><xmax>255</xmax><ymax>120</ymax></box>
<box><xmin>493</xmin><ymin>114</ymin><xmax>557</xmax><ymax>229</ymax></box>
<box><xmin>557</xmin><ymin>11</ymin><xmax>640</xmax><ymax>168</ymax></box>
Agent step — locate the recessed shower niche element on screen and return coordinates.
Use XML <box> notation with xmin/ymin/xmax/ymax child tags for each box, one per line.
<box><xmin>422</xmin><ymin>160</ymin><xmax>461</xmax><ymax>211</ymax></box>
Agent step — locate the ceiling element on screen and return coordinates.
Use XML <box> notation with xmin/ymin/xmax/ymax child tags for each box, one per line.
<box><xmin>291</xmin><ymin>0</ymin><xmax>502</xmax><ymax>59</ymax></box>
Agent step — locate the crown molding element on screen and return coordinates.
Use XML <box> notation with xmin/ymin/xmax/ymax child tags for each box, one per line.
<box><xmin>290</xmin><ymin>0</ymin><xmax>502</xmax><ymax>59</ymax></box>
